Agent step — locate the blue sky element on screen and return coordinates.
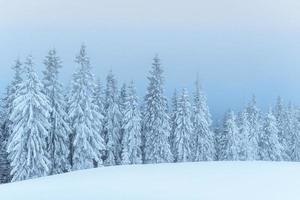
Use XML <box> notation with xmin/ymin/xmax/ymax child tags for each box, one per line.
<box><xmin>1</xmin><ymin>0</ymin><xmax>300</xmax><ymax>119</ymax></box>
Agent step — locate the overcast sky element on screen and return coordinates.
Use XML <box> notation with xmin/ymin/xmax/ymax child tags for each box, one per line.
<box><xmin>1</xmin><ymin>0</ymin><xmax>300</xmax><ymax>119</ymax></box>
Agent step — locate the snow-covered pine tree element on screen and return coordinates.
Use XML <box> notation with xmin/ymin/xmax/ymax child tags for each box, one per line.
<box><xmin>121</xmin><ymin>82</ymin><xmax>142</xmax><ymax>165</ymax></box>
<box><xmin>93</xmin><ymin>79</ymin><xmax>105</xmax><ymax>114</ymax></box>
<box><xmin>237</xmin><ymin>110</ymin><xmax>250</xmax><ymax>160</ymax></box>
<box><xmin>285</xmin><ymin>104</ymin><xmax>300</xmax><ymax>161</ymax></box>
<box><xmin>0</xmin><ymin>60</ymin><xmax>23</xmax><ymax>183</ymax></box>
<box><xmin>173</xmin><ymin>89</ymin><xmax>193</xmax><ymax>162</ymax></box>
<box><xmin>92</xmin><ymin>78</ymin><xmax>105</xmax><ymax>140</ymax></box>
<box><xmin>119</xmin><ymin>83</ymin><xmax>128</xmax><ymax>151</ymax></box>
<box><xmin>221</xmin><ymin>110</ymin><xmax>239</xmax><ymax>161</ymax></box>
<box><xmin>0</xmin><ymin>113</ymin><xmax>10</xmax><ymax>184</ymax></box>
<box><xmin>140</xmin><ymin>102</ymin><xmax>146</xmax><ymax>162</ymax></box>
<box><xmin>2</xmin><ymin>59</ymin><xmax>23</xmax><ymax>119</ymax></box>
<box><xmin>259</xmin><ymin>110</ymin><xmax>283</xmax><ymax>161</ymax></box>
<box><xmin>119</xmin><ymin>83</ymin><xmax>128</xmax><ymax>116</ymax></box>
<box><xmin>43</xmin><ymin>49</ymin><xmax>71</xmax><ymax>174</ymax></box>
<box><xmin>6</xmin><ymin>59</ymin><xmax>23</xmax><ymax>109</ymax></box>
<box><xmin>142</xmin><ymin>55</ymin><xmax>173</xmax><ymax>164</ymax></box>
<box><xmin>0</xmin><ymin>128</ymin><xmax>10</xmax><ymax>184</ymax></box>
<box><xmin>213</xmin><ymin>122</ymin><xmax>223</xmax><ymax>160</ymax></box>
<box><xmin>273</xmin><ymin>97</ymin><xmax>290</xmax><ymax>160</ymax></box>
<box><xmin>1</xmin><ymin>60</ymin><xmax>23</xmax><ymax>141</ymax></box>
<box><xmin>246</xmin><ymin>96</ymin><xmax>261</xmax><ymax>160</ymax></box>
<box><xmin>103</xmin><ymin>71</ymin><xmax>122</xmax><ymax>166</ymax></box>
<box><xmin>7</xmin><ymin>56</ymin><xmax>51</xmax><ymax>181</ymax></box>
<box><xmin>170</xmin><ymin>89</ymin><xmax>179</xmax><ymax>157</ymax></box>
<box><xmin>68</xmin><ymin>45</ymin><xmax>105</xmax><ymax>170</ymax></box>
<box><xmin>191</xmin><ymin>78</ymin><xmax>214</xmax><ymax>161</ymax></box>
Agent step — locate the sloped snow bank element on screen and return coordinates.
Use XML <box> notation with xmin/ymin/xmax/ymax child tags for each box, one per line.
<box><xmin>0</xmin><ymin>162</ymin><xmax>300</xmax><ymax>200</ymax></box>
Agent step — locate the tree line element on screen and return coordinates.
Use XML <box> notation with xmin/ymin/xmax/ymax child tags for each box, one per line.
<box><xmin>0</xmin><ymin>45</ymin><xmax>299</xmax><ymax>183</ymax></box>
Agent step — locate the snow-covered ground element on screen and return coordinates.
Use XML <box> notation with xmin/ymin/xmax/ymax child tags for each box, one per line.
<box><xmin>0</xmin><ymin>162</ymin><xmax>300</xmax><ymax>200</ymax></box>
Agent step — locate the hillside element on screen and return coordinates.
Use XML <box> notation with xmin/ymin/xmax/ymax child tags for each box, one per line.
<box><xmin>0</xmin><ymin>162</ymin><xmax>300</xmax><ymax>200</ymax></box>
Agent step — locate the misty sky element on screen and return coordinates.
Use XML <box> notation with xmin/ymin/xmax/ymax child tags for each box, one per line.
<box><xmin>1</xmin><ymin>0</ymin><xmax>300</xmax><ymax>119</ymax></box>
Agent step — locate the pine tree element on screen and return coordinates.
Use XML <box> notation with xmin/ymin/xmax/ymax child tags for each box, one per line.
<box><xmin>142</xmin><ymin>55</ymin><xmax>173</xmax><ymax>163</ymax></box>
<box><xmin>214</xmin><ymin>122</ymin><xmax>223</xmax><ymax>160</ymax></box>
<box><xmin>6</xmin><ymin>59</ymin><xmax>23</xmax><ymax>109</ymax></box>
<box><xmin>103</xmin><ymin>71</ymin><xmax>122</xmax><ymax>166</ymax></box>
<box><xmin>192</xmin><ymin>79</ymin><xmax>214</xmax><ymax>161</ymax></box>
<box><xmin>0</xmin><ymin>126</ymin><xmax>10</xmax><ymax>183</ymax></box>
<box><xmin>0</xmin><ymin>60</ymin><xmax>23</xmax><ymax>183</ymax></box>
<box><xmin>92</xmin><ymin>78</ymin><xmax>105</xmax><ymax>140</ymax></box>
<box><xmin>1</xmin><ymin>60</ymin><xmax>23</xmax><ymax>144</ymax></box>
<box><xmin>43</xmin><ymin>49</ymin><xmax>71</xmax><ymax>174</ymax></box>
<box><xmin>273</xmin><ymin>97</ymin><xmax>290</xmax><ymax>160</ymax></box>
<box><xmin>119</xmin><ymin>83</ymin><xmax>128</xmax><ymax>116</ymax></box>
<box><xmin>121</xmin><ymin>82</ymin><xmax>142</xmax><ymax>165</ymax></box>
<box><xmin>119</xmin><ymin>83</ymin><xmax>128</xmax><ymax>152</ymax></box>
<box><xmin>68</xmin><ymin>45</ymin><xmax>105</xmax><ymax>170</ymax></box>
<box><xmin>7</xmin><ymin>56</ymin><xmax>51</xmax><ymax>181</ymax></box>
<box><xmin>259</xmin><ymin>110</ymin><xmax>283</xmax><ymax>161</ymax></box>
<box><xmin>286</xmin><ymin>104</ymin><xmax>300</xmax><ymax>161</ymax></box>
<box><xmin>170</xmin><ymin>89</ymin><xmax>179</xmax><ymax>157</ymax></box>
<box><xmin>173</xmin><ymin>89</ymin><xmax>193</xmax><ymax>162</ymax></box>
<box><xmin>237</xmin><ymin>111</ymin><xmax>250</xmax><ymax>160</ymax></box>
<box><xmin>93</xmin><ymin>79</ymin><xmax>105</xmax><ymax>114</ymax></box>
<box><xmin>221</xmin><ymin>110</ymin><xmax>239</xmax><ymax>161</ymax></box>
<box><xmin>246</xmin><ymin>96</ymin><xmax>261</xmax><ymax>160</ymax></box>
<box><xmin>140</xmin><ymin>102</ymin><xmax>146</xmax><ymax>161</ymax></box>
<box><xmin>3</xmin><ymin>59</ymin><xmax>23</xmax><ymax>119</ymax></box>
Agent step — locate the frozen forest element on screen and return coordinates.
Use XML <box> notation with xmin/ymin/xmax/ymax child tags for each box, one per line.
<box><xmin>1</xmin><ymin>45</ymin><xmax>300</xmax><ymax>184</ymax></box>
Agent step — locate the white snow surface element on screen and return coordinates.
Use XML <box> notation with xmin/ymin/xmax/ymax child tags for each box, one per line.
<box><xmin>0</xmin><ymin>162</ymin><xmax>300</xmax><ymax>200</ymax></box>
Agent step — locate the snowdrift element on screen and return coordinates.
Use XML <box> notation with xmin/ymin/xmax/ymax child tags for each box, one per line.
<box><xmin>0</xmin><ymin>162</ymin><xmax>300</xmax><ymax>200</ymax></box>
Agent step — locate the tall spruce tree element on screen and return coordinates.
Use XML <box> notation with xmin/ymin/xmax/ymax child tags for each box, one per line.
<box><xmin>103</xmin><ymin>71</ymin><xmax>122</xmax><ymax>166</ymax></box>
<box><xmin>68</xmin><ymin>45</ymin><xmax>105</xmax><ymax>170</ymax></box>
<box><xmin>93</xmin><ymin>78</ymin><xmax>105</xmax><ymax>139</ymax></box>
<box><xmin>259</xmin><ymin>110</ymin><xmax>283</xmax><ymax>161</ymax></box>
<box><xmin>142</xmin><ymin>55</ymin><xmax>173</xmax><ymax>163</ymax></box>
<box><xmin>246</xmin><ymin>96</ymin><xmax>261</xmax><ymax>160</ymax></box>
<box><xmin>6</xmin><ymin>59</ymin><xmax>23</xmax><ymax>111</ymax></box>
<box><xmin>173</xmin><ymin>89</ymin><xmax>193</xmax><ymax>162</ymax></box>
<box><xmin>273</xmin><ymin>97</ymin><xmax>290</xmax><ymax>160</ymax></box>
<box><xmin>170</xmin><ymin>90</ymin><xmax>179</xmax><ymax>157</ymax></box>
<box><xmin>119</xmin><ymin>83</ymin><xmax>128</xmax><ymax>116</ymax></box>
<box><xmin>0</xmin><ymin>60</ymin><xmax>23</xmax><ymax>183</ymax></box>
<box><xmin>121</xmin><ymin>82</ymin><xmax>142</xmax><ymax>165</ymax></box>
<box><xmin>119</xmin><ymin>83</ymin><xmax>128</xmax><ymax>151</ymax></box>
<box><xmin>285</xmin><ymin>104</ymin><xmax>300</xmax><ymax>161</ymax></box>
<box><xmin>0</xmin><ymin>116</ymin><xmax>10</xmax><ymax>183</ymax></box>
<box><xmin>43</xmin><ymin>49</ymin><xmax>71</xmax><ymax>174</ymax></box>
<box><xmin>0</xmin><ymin>128</ymin><xmax>10</xmax><ymax>183</ymax></box>
<box><xmin>7</xmin><ymin>56</ymin><xmax>51</xmax><ymax>181</ymax></box>
<box><xmin>214</xmin><ymin>122</ymin><xmax>223</xmax><ymax>160</ymax></box>
<box><xmin>2</xmin><ymin>59</ymin><xmax>23</xmax><ymax>121</ymax></box>
<box><xmin>237</xmin><ymin>111</ymin><xmax>250</xmax><ymax>160</ymax></box>
<box><xmin>192</xmin><ymin>79</ymin><xmax>214</xmax><ymax>161</ymax></box>
<box><xmin>222</xmin><ymin>110</ymin><xmax>239</xmax><ymax>161</ymax></box>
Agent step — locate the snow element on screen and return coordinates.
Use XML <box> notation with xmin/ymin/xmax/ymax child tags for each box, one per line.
<box><xmin>1</xmin><ymin>162</ymin><xmax>300</xmax><ymax>200</ymax></box>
